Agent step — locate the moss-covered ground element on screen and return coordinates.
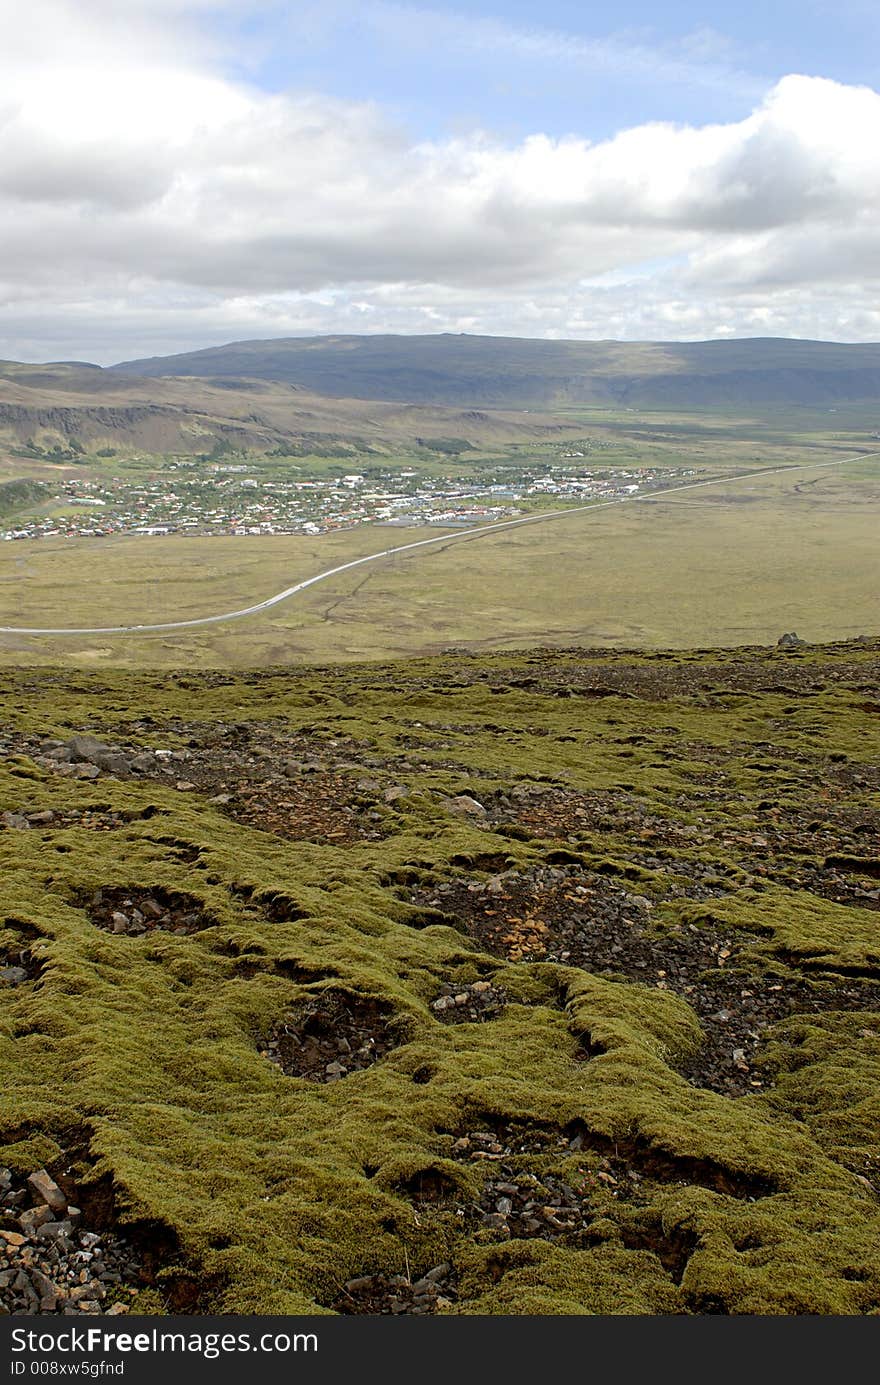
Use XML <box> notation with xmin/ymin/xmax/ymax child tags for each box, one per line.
<box><xmin>1</xmin><ymin>639</ymin><xmax>878</xmax><ymax>1315</ymax></box>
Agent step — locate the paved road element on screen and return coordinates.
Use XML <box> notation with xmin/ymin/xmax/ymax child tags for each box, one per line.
<box><xmin>1</xmin><ymin>450</ymin><xmax>875</xmax><ymax>637</ymax></box>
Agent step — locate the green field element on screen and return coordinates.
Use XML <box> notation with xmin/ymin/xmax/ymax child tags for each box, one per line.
<box><xmin>1</xmin><ymin>450</ymin><xmax>877</xmax><ymax>668</ymax></box>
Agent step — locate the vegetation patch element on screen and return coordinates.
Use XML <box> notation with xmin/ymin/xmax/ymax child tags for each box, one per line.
<box><xmin>1</xmin><ymin>639</ymin><xmax>879</xmax><ymax>1315</ymax></box>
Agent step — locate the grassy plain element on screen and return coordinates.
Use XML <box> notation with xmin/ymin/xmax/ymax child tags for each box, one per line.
<box><xmin>0</xmin><ymin>448</ymin><xmax>877</xmax><ymax>668</ymax></box>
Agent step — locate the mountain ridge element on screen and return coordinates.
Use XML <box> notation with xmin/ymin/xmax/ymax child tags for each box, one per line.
<box><xmin>109</xmin><ymin>333</ymin><xmax>880</xmax><ymax>409</ymax></box>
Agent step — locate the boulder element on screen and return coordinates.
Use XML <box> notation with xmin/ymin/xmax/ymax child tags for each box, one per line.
<box><xmin>65</xmin><ymin>735</ymin><xmax>131</xmax><ymax>776</ymax></box>
<box><xmin>0</xmin><ymin>967</ymin><xmax>30</xmax><ymax>987</ymax></box>
<box><xmin>442</xmin><ymin>794</ymin><xmax>487</xmax><ymax>817</ymax></box>
<box><xmin>27</xmin><ymin>1169</ymin><xmax>67</xmax><ymax>1213</ymax></box>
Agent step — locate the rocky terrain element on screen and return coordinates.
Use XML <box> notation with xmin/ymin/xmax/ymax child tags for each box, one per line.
<box><xmin>0</xmin><ymin>638</ymin><xmax>878</xmax><ymax>1315</ymax></box>
<box><xmin>0</xmin><ymin>1166</ymin><xmax>143</xmax><ymax>1315</ymax></box>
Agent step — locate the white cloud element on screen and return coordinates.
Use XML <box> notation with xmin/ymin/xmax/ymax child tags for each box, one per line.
<box><xmin>0</xmin><ymin>0</ymin><xmax>879</xmax><ymax>359</ymax></box>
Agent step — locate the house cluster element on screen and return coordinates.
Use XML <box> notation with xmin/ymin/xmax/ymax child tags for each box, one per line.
<box><xmin>0</xmin><ymin>463</ymin><xmax>692</xmax><ymax>543</ymax></box>
<box><xmin>526</xmin><ymin>467</ymin><xmax>670</xmax><ymax>497</ymax></box>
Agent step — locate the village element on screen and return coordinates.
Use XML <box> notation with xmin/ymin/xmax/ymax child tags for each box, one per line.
<box><xmin>0</xmin><ymin>458</ymin><xmax>692</xmax><ymax>542</ymax></box>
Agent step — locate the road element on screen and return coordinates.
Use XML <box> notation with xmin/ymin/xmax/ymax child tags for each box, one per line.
<box><xmin>0</xmin><ymin>450</ymin><xmax>875</xmax><ymax>637</ymax></box>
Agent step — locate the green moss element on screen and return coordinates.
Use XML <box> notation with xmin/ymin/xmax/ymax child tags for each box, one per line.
<box><xmin>681</xmin><ymin>890</ymin><xmax>880</xmax><ymax>974</ymax></box>
<box><xmin>1</xmin><ymin>640</ymin><xmax>878</xmax><ymax>1314</ymax></box>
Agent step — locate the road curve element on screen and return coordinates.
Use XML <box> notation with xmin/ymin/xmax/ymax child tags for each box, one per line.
<box><xmin>1</xmin><ymin>450</ymin><xmax>875</xmax><ymax>637</ymax></box>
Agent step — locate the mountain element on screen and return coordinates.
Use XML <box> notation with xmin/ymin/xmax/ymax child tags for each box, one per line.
<box><xmin>112</xmin><ymin>333</ymin><xmax>880</xmax><ymax>408</ymax></box>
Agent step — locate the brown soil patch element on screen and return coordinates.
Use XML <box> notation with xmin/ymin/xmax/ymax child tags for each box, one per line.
<box><xmin>410</xmin><ymin>865</ymin><xmax>880</xmax><ymax>1095</ymax></box>
<box><xmin>430</xmin><ymin>979</ymin><xmax>507</xmax><ymax>1024</ymax></box>
<box><xmin>85</xmin><ymin>886</ymin><xmax>217</xmax><ymax>937</ymax></box>
<box><xmin>261</xmin><ymin>991</ymin><xmax>400</xmax><ymax>1081</ymax></box>
<box><xmin>331</xmin><ymin>1262</ymin><xmax>457</xmax><ymax>1314</ymax></box>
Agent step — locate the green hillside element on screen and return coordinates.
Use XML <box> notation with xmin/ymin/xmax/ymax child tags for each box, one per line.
<box><xmin>0</xmin><ymin>477</ymin><xmax>48</xmax><ymax>518</ymax></box>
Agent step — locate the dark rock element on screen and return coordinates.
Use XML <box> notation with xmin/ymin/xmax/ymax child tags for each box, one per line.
<box><xmin>431</xmin><ymin>979</ymin><xmax>507</xmax><ymax>1025</ymax></box>
<box><xmin>263</xmin><ymin>992</ymin><xmax>399</xmax><ymax>1082</ymax></box>
<box><xmin>65</xmin><ymin>735</ymin><xmax>131</xmax><ymax>776</ymax></box>
<box><xmin>0</xmin><ymin>967</ymin><xmax>29</xmax><ymax>986</ymax></box>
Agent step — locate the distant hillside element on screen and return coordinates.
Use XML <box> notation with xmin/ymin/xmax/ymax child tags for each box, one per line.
<box><xmin>0</xmin><ymin>359</ymin><xmax>579</xmax><ymax>457</ymax></box>
<box><xmin>112</xmin><ymin>334</ymin><xmax>880</xmax><ymax>408</ymax></box>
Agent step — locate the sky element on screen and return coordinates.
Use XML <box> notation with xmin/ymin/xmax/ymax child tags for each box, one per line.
<box><xmin>2</xmin><ymin>0</ymin><xmax>880</xmax><ymax>362</ymax></box>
